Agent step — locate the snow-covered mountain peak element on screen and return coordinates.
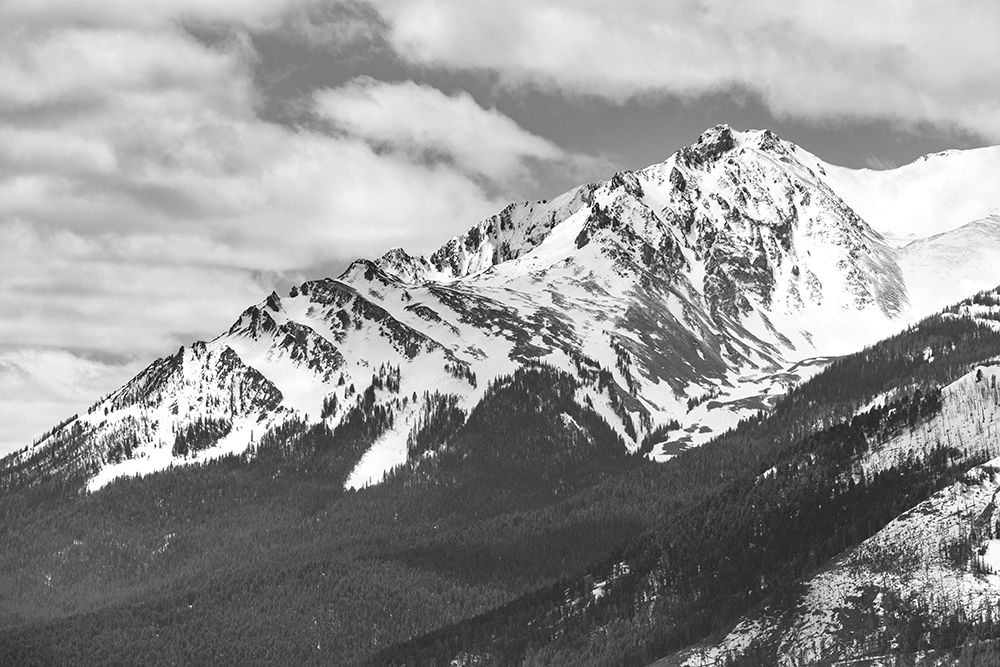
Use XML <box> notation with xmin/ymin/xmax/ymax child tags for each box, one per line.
<box><xmin>370</xmin><ymin>126</ymin><xmax>875</xmax><ymax>300</ymax></box>
<box><xmin>672</xmin><ymin>125</ymin><xmax>796</xmax><ymax>171</ymax></box>
<box><xmin>676</xmin><ymin>123</ymin><xmax>739</xmax><ymax>168</ymax></box>
<box><xmin>570</xmin><ymin>127</ymin><xmax>908</xmax><ymax>329</ymax></box>
<box><xmin>338</xmin><ymin>257</ymin><xmax>399</xmax><ymax>287</ymax></box>
<box><xmin>7</xmin><ymin>125</ymin><xmax>1000</xmax><ymax>494</ymax></box>
<box><xmin>375</xmin><ymin>247</ymin><xmax>435</xmax><ymax>284</ymax></box>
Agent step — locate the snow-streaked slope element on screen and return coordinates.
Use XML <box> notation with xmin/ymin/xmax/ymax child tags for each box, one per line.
<box><xmin>814</xmin><ymin>145</ymin><xmax>1000</xmax><ymax>246</ymax></box>
<box><xmin>679</xmin><ymin>361</ymin><xmax>1000</xmax><ymax>666</ymax></box>
<box><xmin>684</xmin><ymin>459</ymin><xmax>1000</xmax><ymax>666</ymax></box>
<box><xmin>899</xmin><ymin>216</ymin><xmax>1000</xmax><ymax>316</ymax></box>
<box><xmin>5</xmin><ymin>125</ymin><xmax>1000</xmax><ymax>493</ymax></box>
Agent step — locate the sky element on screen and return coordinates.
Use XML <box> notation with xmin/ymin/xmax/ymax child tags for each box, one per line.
<box><xmin>1</xmin><ymin>0</ymin><xmax>998</xmax><ymax>455</ymax></box>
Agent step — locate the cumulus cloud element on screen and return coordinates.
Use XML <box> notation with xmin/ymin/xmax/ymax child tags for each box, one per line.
<box><xmin>315</xmin><ymin>77</ymin><xmax>566</xmax><ymax>183</ymax></box>
<box><xmin>370</xmin><ymin>0</ymin><xmax>1000</xmax><ymax>140</ymax></box>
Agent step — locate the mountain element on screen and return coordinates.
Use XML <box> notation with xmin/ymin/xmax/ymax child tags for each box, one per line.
<box><xmin>5</xmin><ymin>128</ymin><xmax>1000</xmax><ymax>665</ymax></box>
<box><xmin>4</xmin><ymin>125</ymin><xmax>1000</xmax><ymax>497</ymax></box>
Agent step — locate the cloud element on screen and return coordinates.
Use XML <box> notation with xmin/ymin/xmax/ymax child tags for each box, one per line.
<box><xmin>276</xmin><ymin>0</ymin><xmax>388</xmax><ymax>51</ymax></box>
<box><xmin>0</xmin><ymin>348</ymin><xmax>144</xmax><ymax>455</ymax></box>
<box><xmin>0</xmin><ymin>31</ymin><xmax>504</xmax><ymax>272</ymax></box>
<box><xmin>0</xmin><ymin>27</ymin><xmax>243</xmax><ymax>112</ymax></box>
<box><xmin>0</xmin><ymin>221</ymin><xmax>278</xmax><ymax>354</ymax></box>
<box><xmin>0</xmin><ymin>0</ymin><xmax>299</xmax><ymax>29</ymax></box>
<box><xmin>863</xmin><ymin>154</ymin><xmax>899</xmax><ymax>171</ymax></box>
<box><xmin>314</xmin><ymin>77</ymin><xmax>567</xmax><ymax>183</ymax></box>
<box><xmin>369</xmin><ymin>0</ymin><xmax>1000</xmax><ymax>140</ymax></box>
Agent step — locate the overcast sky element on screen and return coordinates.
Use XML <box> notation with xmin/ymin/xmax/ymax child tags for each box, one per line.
<box><xmin>1</xmin><ymin>0</ymin><xmax>998</xmax><ymax>454</ymax></box>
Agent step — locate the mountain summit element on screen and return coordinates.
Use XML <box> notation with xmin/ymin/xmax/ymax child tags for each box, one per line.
<box><xmin>5</xmin><ymin>126</ymin><xmax>1000</xmax><ymax>492</ymax></box>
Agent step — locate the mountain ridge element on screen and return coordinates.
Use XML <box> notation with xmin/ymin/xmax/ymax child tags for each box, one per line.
<box><xmin>4</xmin><ymin>124</ymin><xmax>1000</xmax><ymax>495</ymax></box>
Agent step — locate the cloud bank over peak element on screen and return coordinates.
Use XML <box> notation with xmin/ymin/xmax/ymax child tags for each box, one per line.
<box><xmin>372</xmin><ymin>0</ymin><xmax>1000</xmax><ymax>141</ymax></box>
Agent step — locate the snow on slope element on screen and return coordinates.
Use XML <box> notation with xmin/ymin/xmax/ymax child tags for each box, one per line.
<box><xmin>899</xmin><ymin>216</ymin><xmax>1000</xmax><ymax>316</ymax></box>
<box><xmin>683</xmin><ymin>460</ymin><xmax>1000</xmax><ymax>666</ymax></box>
<box><xmin>860</xmin><ymin>364</ymin><xmax>1000</xmax><ymax>479</ymax></box>
<box><xmin>679</xmin><ymin>363</ymin><xmax>1000</xmax><ymax>666</ymax></box>
<box><xmin>6</xmin><ymin>125</ymin><xmax>1000</xmax><ymax>494</ymax></box>
<box><xmin>814</xmin><ymin>145</ymin><xmax>1000</xmax><ymax>246</ymax></box>
<box><xmin>343</xmin><ymin>402</ymin><xmax>420</xmax><ymax>490</ymax></box>
<box><xmin>86</xmin><ymin>416</ymin><xmax>263</xmax><ymax>492</ymax></box>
